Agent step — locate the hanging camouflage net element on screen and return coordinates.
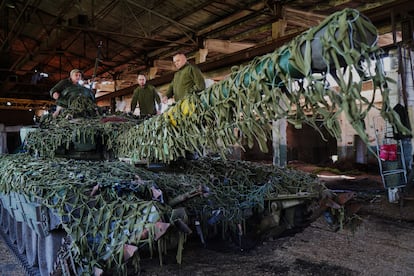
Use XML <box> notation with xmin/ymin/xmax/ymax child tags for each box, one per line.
<box><xmin>0</xmin><ymin>154</ymin><xmax>180</xmax><ymax>274</ymax></box>
<box><xmin>25</xmin><ymin>96</ymin><xmax>145</xmax><ymax>158</ymax></box>
<box><xmin>153</xmin><ymin>158</ymin><xmax>325</xmax><ymax>225</ymax></box>
<box><xmin>0</xmin><ymin>153</ymin><xmax>328</xmax><ymax>275</ymax></box>
<box><xmin>117</xmin><ymin>8</ymin><xmax>409</xmax><ymax>163</ymax></box>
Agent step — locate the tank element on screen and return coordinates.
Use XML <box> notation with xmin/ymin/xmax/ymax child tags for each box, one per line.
<box><xmin>0</xmin><ymin>8</ymin><xmax>402</xmax><ymax>276</ymax></box>
<box><xmin>0</xmin><ymin>152</ymin><xmax>334</xmax><ymax>275</ymax></box>
<box><xmin>1</xmin><ymin>95</ymin><xmax>178</xmax><ymax>275</ymax></box>
<box><xmin>2</xmin><ymin>104</ymin><xmax>340</xmax><ymax>275</ymax></box>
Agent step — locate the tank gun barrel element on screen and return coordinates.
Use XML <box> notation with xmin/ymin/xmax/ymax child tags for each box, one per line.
<box><xmin>118</xmin><ymin>8</ymin><xmax>406</xmax><ymax>163</ymax></box>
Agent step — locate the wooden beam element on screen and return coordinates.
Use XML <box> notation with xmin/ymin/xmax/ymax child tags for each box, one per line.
<box><xmin>196</xmin><ymin>2</ymin><xmax>266</xmax><ymax>37</ymax></box>
<box><xmin>0</xmin><ymin>97</ymin><xmax>53</xmax><ymax>111</ymax></box>
<box><xmin>282</xmin><ymin>7</ymin><xmax>325</xmax><ymax>28</ymax></box>
<box><xmin>377</xmin><ymin>32</ymin><xmax>402</xmax><ymax>47</ymax></box>
<box><xmin>196</xmin><ymin>48</ymin><xmax>209</xmax><ymax>64</ymax></box>
<box><xmin>96</xmin><ymin>30</ymin><xmax>303</xmax><ymax>102</ymax></box>
<box><xmin>232</xmin><ymin>25</ymin><xmax>273</xmax><ymax>43</ymax></box>
<box><xmin>272</xmin><ymin>20</ymin><xmax>287</xmax><ymax>39</ymax></box>
<box><xmin>146</xmin><ymin>2</ymin><xmax>273</xmax><ymax>62</ymax></box>
<box><xmin>153</xmin><ymin>59</ymin><xmax>175</xmax><ymax>71</ymax></box>
<box><xmin>204</xmin><ymin>39</ymin><xmax>255</xmax><ymax>54</ymax></box>
<box><xmin>148</xmin><ymin>67</ymin><xmax>158</xmax><ymax>80</ymax></box>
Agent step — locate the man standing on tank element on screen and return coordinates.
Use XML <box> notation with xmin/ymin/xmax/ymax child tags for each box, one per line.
<box><xmin>49</xmin><ymin>69</ymin><xmax>95</xmax><ymax>117</ymax></box>
<box><xmin>130</xmin><ymin>74</ymin><xmax>161</xmax><ymax>117</ymax></box>
<box><xmin>166</xmin><ymin>53</ymin><xmax>205</xmax><ymax>102</ymax></box>
<box><xmin>166</xmin><ymin>53</ymin><xmax>205</xmax><ymax>160</ymax></box>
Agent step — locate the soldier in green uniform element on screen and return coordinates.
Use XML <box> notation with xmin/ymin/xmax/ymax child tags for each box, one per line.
<box><xmin>166</xmin><ymin>53</ymin><xmax>205</xmax><ymax>102</ymax></box>
<box><xmin>166</xmin><ymin>53</ymin><xmax>206</xmax><ymax>160</ymax></box>
<box><xmin>130</xmin><ymin>74</ymin><xmax>161</xmax><ymax>116</ymax></box>
<box><xmin>49</xmin><ymin>69</ymin><xmax>95</xmax><ymax>117</ymax></box>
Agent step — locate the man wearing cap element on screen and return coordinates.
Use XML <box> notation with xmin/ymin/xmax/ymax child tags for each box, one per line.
<box><xmin>49</xmin><ymin>69</ymin><xmax>95</xmax><ymax>117</ymax></box>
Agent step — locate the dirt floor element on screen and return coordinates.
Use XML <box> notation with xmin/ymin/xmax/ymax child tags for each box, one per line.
<box><xmin>0</xmin><ymin>233</ymin><xmax>27</xmax><ymax>276</ymax></box>
<box><xmin>2</xmin><ymin>161</ymin><xmax>414</xmax><ymax>276</ymax></box>
<box><xmin>138</xmin><ymin>161</ymin><xmax>414</xmax><ymax>276</ymax></box>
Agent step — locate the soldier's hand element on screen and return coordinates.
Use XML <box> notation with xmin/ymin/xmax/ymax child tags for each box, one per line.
<box><xmin>52</xmin><ymin>92</ymin><xmax>60</xmax><ymax>100</ymax></box>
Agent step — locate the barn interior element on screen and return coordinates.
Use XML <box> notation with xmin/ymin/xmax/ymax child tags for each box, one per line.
<box><xmin>0</xmin><ymin>0</ymin><xmax>413</xmax><ymax>163</ymax></box>
<box><xmin>1</xmin><ymin>1</ymin><xmax>414</xmax><ymax>275</ymax></box>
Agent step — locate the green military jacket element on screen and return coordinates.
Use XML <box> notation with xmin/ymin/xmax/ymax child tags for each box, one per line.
<box><xmin>49</xmin><ymin>78</ymin><xmax>95</xmax><ymax>108</ymax></box>
<box><xmin>166</xmin><ymin>63</ymin><xmax>205</xmax><ymax>101</ymax></box>
<box><xmin>130</xmin><ymin>84</ymin><xmax>161</xmax><ymax>116</ymax></box>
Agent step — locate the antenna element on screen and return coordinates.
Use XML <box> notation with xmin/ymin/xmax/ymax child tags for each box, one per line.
<box><xmin>91</xmin><ymin>40</ymin><xmax>103</xmax><ymax>90</ymax></box>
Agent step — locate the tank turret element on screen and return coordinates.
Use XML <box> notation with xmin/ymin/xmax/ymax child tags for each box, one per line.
<box><xmin>0</xmin><ymin>8</ymin><xmax>396</xmax><ymax>275</ymax></box>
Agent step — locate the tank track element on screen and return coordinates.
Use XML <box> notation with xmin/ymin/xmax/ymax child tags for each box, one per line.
<box><xmin>0</xmin><ymin>204</ymin><xmax>40</xmax><ymax>276</ymax></box>
<box><xmin>0</xmin><ymin>195</ymin><xmax>73</xmax><ymax>276</ymax></box>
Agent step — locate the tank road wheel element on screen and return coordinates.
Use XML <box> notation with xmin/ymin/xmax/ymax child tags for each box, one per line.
<box><xmin>16</xmin><ymin>221</ymin><xmax>26</xmax><ymax>254</ymax></box>
<box><xmin>8</xmin><ymin>214</ymin><xmax>17</xmax><ymax>243</ymax></box>
<box><xmin>26</xmin><ymin>228</ymin><xmax>39</xmax><ymax>267</ymax></box>
<box><xmin>37</xmin><ymin>235</ymin><xmax>47</xmax><ymax>275</ymax></box>
<box><xmin>38</xmin><ymin>230</ymin><xmax>66</xmax><ymax>276</ymax></box>
<box><xmin>2</xmin><ymin>210</ymin><xmax>10</xmax><ymax>233</ymax></box>
<box><xmin>0</xmin><ymin>205</ymin><xmax>3</xmax><ymax>227</ymax></box>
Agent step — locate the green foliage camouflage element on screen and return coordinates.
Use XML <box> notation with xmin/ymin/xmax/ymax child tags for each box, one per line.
<box><xmin>23</xmin><ymin>9</ymin><xmax>408</xmax><ymax>164</ymax></box>
<box><xmin>117</xmin><ymin>9</ymin><xmax>409</xmax><ymax>163</ymax></box>
<box><xmin>0</xmin><ymin>154</ymin><xmax>171</xmax><ymax>274</ymax></box>
<box><xmin>0</xmin><ymin>154</ymin><xmax>326</xmax><ymax>274</ymax></box>
<box><xmin>25</xmin><ymin>96</ymin><xmax>144</xmax><ymax>158</ymax></box>
<box><xmin>2</xmin><ymin>8</ymin><xmax>401</xmax><ymax>275</ymax></box>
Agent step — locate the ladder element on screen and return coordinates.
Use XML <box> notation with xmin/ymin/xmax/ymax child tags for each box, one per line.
<box><xmin>374</xmin><ymin>121</ymin><xmax>407</xmax><ymax>203</ymax></box>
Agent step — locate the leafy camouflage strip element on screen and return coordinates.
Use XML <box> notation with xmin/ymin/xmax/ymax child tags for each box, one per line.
<box><xmin>0</xmin><ymin>154</ymin><xmax>173</xmax><ymax>274</ymax></box>
<box><xmin>26</xmin><ymin>102</ymin><xmax>144</xmax><ymax>158</ymax></box>
<box><xmin>117</xmin><ymin>9</ymin><xmax>408</xmax><ymax>163</ymax></box>
<box><xmin>0</xmin><ymin>154</ymin><xmax>326</xmax><ymax>274</ymax></box>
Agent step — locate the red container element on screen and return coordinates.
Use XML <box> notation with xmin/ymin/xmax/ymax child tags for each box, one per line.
<box><xmin>380</xmin><ymin>144</ymin><xmax>397</xmax><ymax>161</ymax></box>
<box><xmin>379</xmin><ymin>145</ymin><xmax>388</xmax><ymax>161</ymax></box>
<box><xmin>387</xmin><ymin>144</ymin><xmax>397</xmax><ymax>161</ymax></box>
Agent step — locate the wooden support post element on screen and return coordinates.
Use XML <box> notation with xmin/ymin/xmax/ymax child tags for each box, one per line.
<box><xmin>0</xmin><ymin>124</ymin><xmax>7</xmax><ymax>154</ymax></box>
<box><xmin>148</xmin><ymin>67</ymin><xmax>158</xmax><ymax>80</ymax></box>
<box><xmin>204</xmin><ymin>39</ymin><xmax>254</xmax><ymax>54</ymax></box>
<box><xmin>196</xmin><ymin>48</ymin><xmax>209</xmax><ymax>64</ymax></box>
<box><xmin>153</xmin><ymin>60</ymin><xmax>175</xmax><ymax>71</ymax></box>
<box><xmin>272</xmin><ymin>19</ymin><xmax>287</xmax><ymax>39</ymax></box>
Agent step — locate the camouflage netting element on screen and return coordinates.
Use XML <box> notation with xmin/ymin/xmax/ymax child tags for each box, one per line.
<box><xmin>155</xmin><ymin>158</ymin><xmax>324</xmax><ymax>224</ymax></box>
<box><xmin>117</xmin><ymin>9</ymin><xmax>409</xmax><ymax>163</ymax></box>
<box><xmin>0</xmin><ymin>154</ymin><xmax>326</xmax><ymax>275</ymax></box>
<box><xmin>25</xmin><ymin>9</ymin><xmax>409</xmax><ymax>164</ymax></box>
<box><xmin>25</xmin><ymin>96</ymin><xmax>145</xmax><ymax>158</ymax></box>
<box><xmin>0</xmin><ymin>153</ymin><xmax>170</xmax><ymax>274</ymax></box>
<box><xmin>4</xmin><ymin>8</ymin><xmax>390</xmax><ymax>275</ymax></box>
